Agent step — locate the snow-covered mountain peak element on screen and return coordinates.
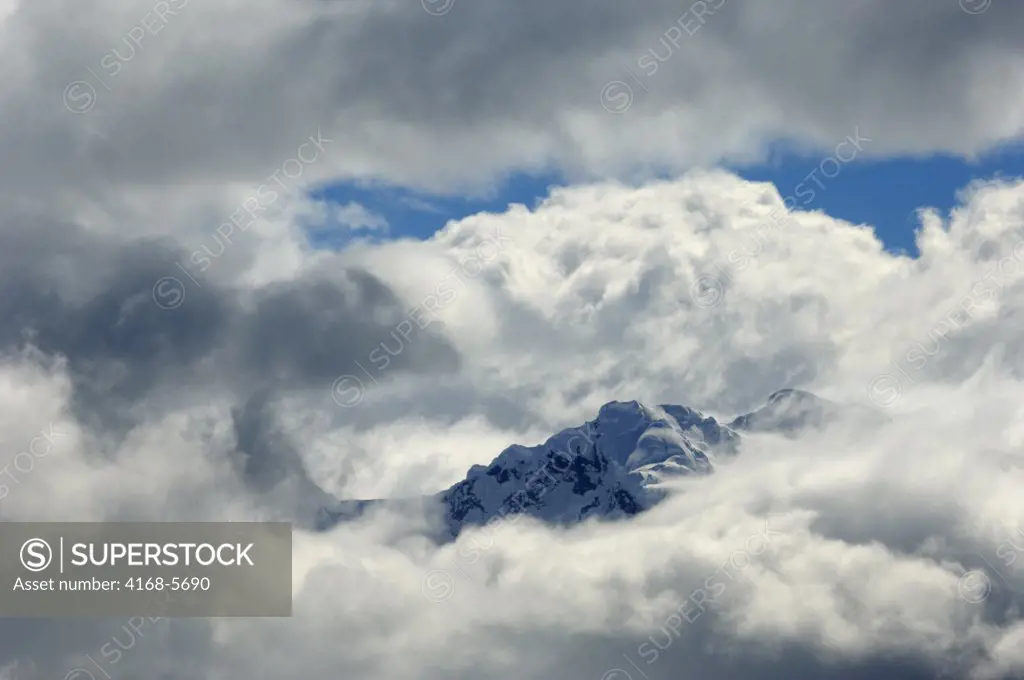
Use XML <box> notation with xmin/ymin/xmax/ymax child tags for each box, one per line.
<box><xmin>439</xmin><ymin>399</ymin><xmax>739</xmax><ymax>536</ymax></box>
<box><xmin>316</xmin><ymin>389</ymin><xmax>875</xmax><ymax>538</ymax></box>
<box><xmin>729</xmin><ymin>388</ymin><xmax>887</xmax><ymax>434</ymax></box>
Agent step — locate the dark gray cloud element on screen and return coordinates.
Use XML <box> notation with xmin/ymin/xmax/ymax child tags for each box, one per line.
<box><xmin>2</xmin><ymin>0</ymin><xmax>1023</xmax><ymax>202</ymax></box>
<box><xmin>0</xmin><ymin>211</ymin><xmax>460</xmax><ymax>524</ymax></box>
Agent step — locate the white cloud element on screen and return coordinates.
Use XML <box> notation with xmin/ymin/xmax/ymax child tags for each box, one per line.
<box><xmin>334</xmin><ymin>202</ymin><xmax>389</xmax><ymax>232</ymax></box>
<box><xmin>1</xmin><ymin>171</ymin><xmax>1024</xmax><ymax>678</ymax></box>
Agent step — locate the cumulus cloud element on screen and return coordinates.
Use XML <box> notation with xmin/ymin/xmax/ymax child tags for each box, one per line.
<box><xmin>1</xmin><ymin>170</ymin><xmax>1024</xmax><ymax>679</ymax></box>
<box><xmin>3</xmin><ymin>0</ymin><xmax>1024</xmax><ymax>677</ymax></box>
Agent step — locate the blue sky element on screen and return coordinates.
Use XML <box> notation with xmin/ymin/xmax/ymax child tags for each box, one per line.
<box><xmin>309</xmin><ymin>142</ymin><xmax>1024</xmax><ymax>258</ymax></box>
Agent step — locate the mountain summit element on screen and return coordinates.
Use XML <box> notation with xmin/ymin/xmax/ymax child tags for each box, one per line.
<box><xmin>438</xmin><ymin>400</ymin><xmax>740</xmax><ymax>536</ymax></box>
<box><xmin>317</xmin><ymin>390</ymin><xmax>870</xmax><ymax>536</ymax></box>
<box><xmin>729</xmin><ymin>388</ymin><xmax>887</xmax><ymax>434</ymax></box>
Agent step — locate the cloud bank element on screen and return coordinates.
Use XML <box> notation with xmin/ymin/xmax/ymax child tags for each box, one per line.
<box><xmin>3</xmin><ymin>0</ymin><xmax>1024</xmax><ymax>678</ymax></box>
<box><xmin>1</xmin><ymin>171</ymin><xmax>1023</xmax><ymax>679</ymax></box>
